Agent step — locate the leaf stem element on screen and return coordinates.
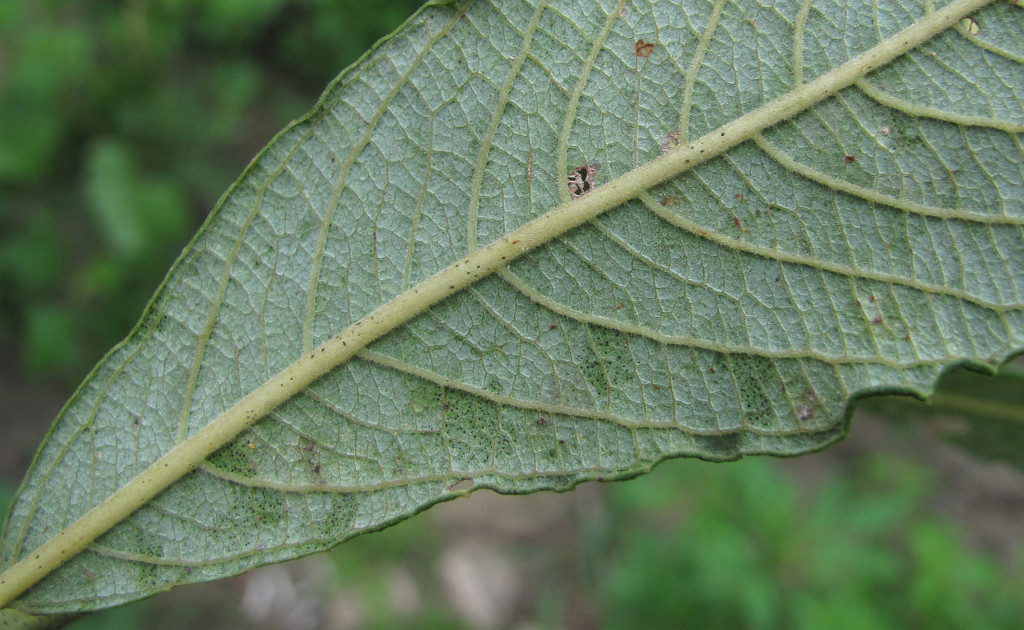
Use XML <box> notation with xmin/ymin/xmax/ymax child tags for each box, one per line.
<box><xmin>0</xmin><ymin>0</ymin><xmax>995</xmax><ymax>610</ymax></box>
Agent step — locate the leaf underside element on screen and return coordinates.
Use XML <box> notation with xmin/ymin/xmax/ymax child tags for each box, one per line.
<box><xmin>2</xmin><ymin>0</ymin><xmax>1022</xmax><ymax>614</ymax></box>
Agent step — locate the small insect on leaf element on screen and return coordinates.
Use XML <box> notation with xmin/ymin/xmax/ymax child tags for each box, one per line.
<box><xmin>567</xmin><ymin>163</ymin><xmax>599</xmax><ymax>199</ymax></box>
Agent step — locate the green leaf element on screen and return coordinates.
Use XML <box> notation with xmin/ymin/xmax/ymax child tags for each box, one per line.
<box><xmin>2</xmin><ymin>0</ymin><xmax>1021</xmax><ymax>617</ymax></box>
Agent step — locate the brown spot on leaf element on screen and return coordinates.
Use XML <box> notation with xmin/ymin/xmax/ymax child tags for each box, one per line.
<box><xmin>661</xmin><ymin>131</ymin><xmax>680</xmax><ymax>153</ymax></box>
<box><xmin>567</xmin><ymin>163</ymin><xmax>599</xmax><ymax>199</ymax></box>
<box><xmin>635</xmin><ymin>39</ymin><xmax>655</xmax><ymax>58</ymax></box>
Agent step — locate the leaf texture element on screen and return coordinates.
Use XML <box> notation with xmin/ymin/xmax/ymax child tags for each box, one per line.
<box><xmin>2</xmin><ymin>0</ymin><xmax>1022</xmax><ymax>614</ymax></box>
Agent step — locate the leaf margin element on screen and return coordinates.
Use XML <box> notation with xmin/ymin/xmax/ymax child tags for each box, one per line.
<box><xmin>0</xmin><ymin>0</ymin><xmax>1004</xmax><ymax>612</ymax></box>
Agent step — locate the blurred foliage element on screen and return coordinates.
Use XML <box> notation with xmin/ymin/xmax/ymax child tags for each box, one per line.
<box><xmin>601</xmin><ymin>457</ymin><xmax>1024</xmax><ymax>630</ymax></box>
<box><xmin>326</xmin><ymin>513</ymin><xmax>468</xmax><ymax>630</ymax></box>
<box><xmin>0</xmin><ymin>0</ymin><xmax>424</xmax><ymax>382</ymax></box>
<box><xmin>863</xmin><ymin>366</ymin><xmax>1024</xmax><ymax>474</ymax></box>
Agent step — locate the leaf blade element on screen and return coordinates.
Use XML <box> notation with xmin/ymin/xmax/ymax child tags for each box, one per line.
<box><xmin>2</xmin><ymin>0</ymin><xmax>1020</xmax><ymax>613</ymax></box>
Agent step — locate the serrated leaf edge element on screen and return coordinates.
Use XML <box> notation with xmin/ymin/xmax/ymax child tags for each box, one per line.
<box><xmin>0</xmin><ymin>0</ymin><xmax>995</xmax><ymax>609</ymax></box>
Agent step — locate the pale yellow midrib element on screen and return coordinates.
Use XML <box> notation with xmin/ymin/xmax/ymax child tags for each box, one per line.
<box><xmin>0</xmin><ymin>0</ymin><xmax>995</xmax><ymax>610</ymax></box>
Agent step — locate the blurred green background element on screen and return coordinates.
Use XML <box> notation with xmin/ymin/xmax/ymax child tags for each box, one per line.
<box><xmin>2</xmin><ymin>1</ymin><xmax>1023</xmax><ymax>628</ymax></box>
